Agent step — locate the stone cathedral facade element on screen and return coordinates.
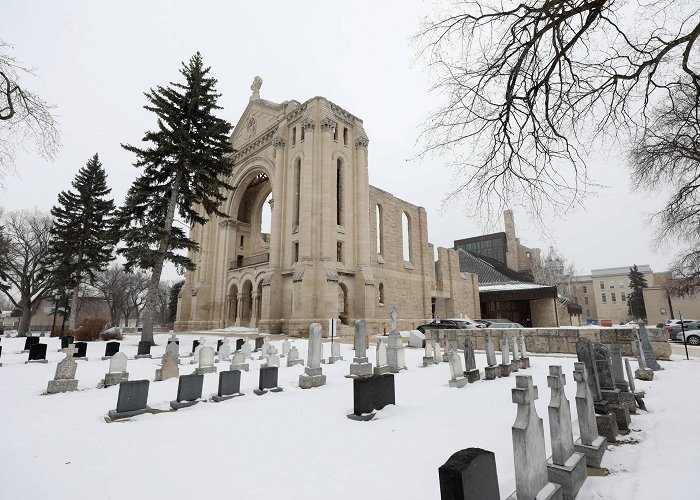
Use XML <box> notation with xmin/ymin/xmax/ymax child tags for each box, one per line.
<box><xmin>175</xmin><ymin>78</ymin><xmax>479</xmax><ymax>336</ymax></box>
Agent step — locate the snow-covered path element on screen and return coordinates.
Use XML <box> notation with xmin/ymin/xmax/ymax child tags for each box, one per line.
<box><xmin>0</xmin><ymin>333</ymin><xmax>696</xmax><ymax>499</ymax></box>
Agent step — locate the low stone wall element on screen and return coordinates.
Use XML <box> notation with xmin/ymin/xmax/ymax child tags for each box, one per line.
<box><xmin>424</xmin><ymin>327</ymin><xmax>671</xmax><ymax>361</ymax></box>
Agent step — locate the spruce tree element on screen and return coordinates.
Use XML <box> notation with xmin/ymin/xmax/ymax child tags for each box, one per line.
<box><xmin>49</xmin><ymin>153</ymin><xmax>116</xmax><ymax>331</ymax></box>
<box><xmin>627</xmin><ymin>264</ymin><xmax>649</xmax><ymax>320</ymax></box>
<box><xmin>168</xmin><ymin>280</ymin><xmax>184</xmax><ymax>323</ymax></box>
<box><xmin>118</xmin><ymin>52</ymin><xmax>234</xmax><ymax>344</ymax></box>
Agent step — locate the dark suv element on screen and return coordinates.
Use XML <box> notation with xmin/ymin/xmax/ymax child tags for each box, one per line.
<box><xmin>416</xmin><ymin>318</ymin><xmax>479</xmax><ymax>333</ymax></box>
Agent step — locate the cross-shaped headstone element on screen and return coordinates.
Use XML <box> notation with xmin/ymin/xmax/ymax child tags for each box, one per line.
<box><xmin>62</xmin><ymin>344</ymin><xmax>78</xmax><ymax>358</ymax></box>
<box><xmin>547</xmin><ymin>365</ymin><xmax>566</xmax><ymax>391</ymax></box>
<box><xmin>512</xmin><ymin>374</ymin><xmax>538</xmax><ymax>405</ymax></box>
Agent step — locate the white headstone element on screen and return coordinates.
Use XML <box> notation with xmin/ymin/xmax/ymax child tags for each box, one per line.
<box><xmin>512</xmin><ymin>335</ymin><xmax>520</xmax><ymax>363</ymax></box>
<box><xmin>376</xmin><ymin>339</ymin><xmax>388</xmax><ymax>367</ymax></box>
<box><xmin>288</xmin><ymin>346</ymin><xmax>300</xmax><ymax>362</ymax></box>
<box><xmin>267</xmin><ymin>352</ymin><xmax>280</xmax><ymax>368</ymax></box>
<box><xmin>199</xmin><ymin>346</ymin><xmax>215</xmax><ymax>368</ymax></box>
<box><xmin>354</xmin><ymin>320</ymin><xmax>367</xmax><ymax>358</ymax></box>
<box><xmin>109</xmin><ymin>352</ymin><xmax>128</xmax><ymax>373</ymax></box>
<box><xmin>232</xmin><ymin>351</ymin><xmax>245</xmax><ymax>365</ymax></box>
<box><xmin>432</xmin><ymin>341</ymin><xmax>442</xmax><ymax>363</ymax></box>
<box><xmin>218</xmin><ymin>340</ymin><xmax>231</xmax><ymax>362</ymax></box>
<box><xmin>282</xmin><ymin>339</ymin><xmax>291</xmax><ymax>357</ymax></box>
<box><xmin>448</xmin><ymin>349</ymin><xmax>464</xmax><ymax>380</ymax></box>
<box><xmin>501</xmin><ymin>334</ymin><xmax>510</xmax><ymax>365</ymax></box>
<box><xmin>242</xmin><ymin>341</ymin><xmax>253</xmax><ymax>359</ymax></box>
<box><xmin>573</xmin><ymin>362</ymin><xmax>598</xmax><ymax>446</ymax></box>
<box><xmin>485</xmin><ymin>333</ymin><xmax>497</xmax><ymax>367</ymax></box>
<box><xmin>519</xmin><ymin>333</ymin><xmax>527</xmax><ymax>358</ymax></box>
<box><xmin>307</xmin><ymin>323</ymin><xmax>323</xmax><ymax>369</ymax></box>
<box><xmin>547</xmin><ymin>365</ymin><xmax>575</xmax><ymax>465</ymax></box>
<box><xmin>160</xmin><ymin>351</ymin><xmax>179</xmax><ymax>380</ymax></box>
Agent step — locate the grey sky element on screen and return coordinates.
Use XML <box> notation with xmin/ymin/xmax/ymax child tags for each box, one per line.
<box><xmin>0</xmin><ymin>0</ymin><xmax>670</xmax><ymax>280</ymax></box>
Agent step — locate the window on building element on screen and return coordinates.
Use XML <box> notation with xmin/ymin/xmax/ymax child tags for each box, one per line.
<box><xmin>609</xmin><ymin>280</ymin><xmax>614</xmax><ymax>288</ymax></box>
<box><xmin>402</xmin><ymin>212</ymin><xmax>411</xmax><ymax>262</ymax></box>
<box><xmin>292</xmin><ymin>158</ymin><xmax>301</xmax><ymax>228</ymax></box>
<box><xmin>337</xmin><ymin>241</ymin><xmax>343</xmax><ymax>263</ymax></box>
<box><xmin>292</xmin><ymin>127</ymin><xmax>296</xmax><ymax>146</ymax></box>
<box><xmin>300</xmin><ymin>125</ymin><xmax>305</xmax><ymax>142</ymax></box>
<box><xmin>240</xmin><ymin>235</ymin><xmax>244</xmax><ymax>247</ymax></box>
<box><xmin>343</xmin><ymin>127</ymin><xmax>348</xmax><ymax>146</ymax></box>
<box><xmin>336</xmin><ymin>158</ymin><xmax>344</xmax><ymax>226</ymax></box>
<box><xmin>292</xmin><ymin>242</ymin><xmax>299</xmax><ymax>264</ymax></box>
<box><xmin>619</xmin><ymin>280</ymin><xmax>624</xmax><ymax>288</ymax></box>
<box><xmin>376</xmin><ymin>204</ymin><xmax>383</xmax><ymax>255</ymax></box>
<box><xmin>333</xmin><ymin>125</ymin><xmax>338</xmax><ymax>141</ymax></box>
<box><xmin>601</xmin><ymin>293</ymin><xmax>607</xmax><ymax>303</ymax></box>
<box><xmin>584</xmin><ymin>296</ymin><xmax>589</xmax><ymax>305</ymax></box>
<box><xmin>378</xmin><ymin>283</ymin><xmax>385</xmax><ymax>306</ymax></box>
<box><xmin>621</xmin><ymin>292</ymin><xmax>626</xmax><ymax>302</ymax></box>
<box><xmin>599</xmin><ymin>282</ymin><xmax>604</xmax><ymax>290</ymax></box>
<box><xmin>586</xmin><ymin>309</ymin><xmax>591</xmax><ymax>316</ymax></box>
<box><xmin>583</xmin><ymin>285</ymin><xmax>588</xmax><ymax>294</ymax></box>
<box><xmin>611</xmin><ymin>292</ymin><xmax>616</xmax><ymax>303</ymax></box>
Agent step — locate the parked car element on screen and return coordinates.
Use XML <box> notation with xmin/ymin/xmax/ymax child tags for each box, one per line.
<box><xmin>664</xmin><ymin>321</ymin><xmax>700</xmax><ymax>344</ymax></box>
<box><xmin>476</xmin><ymin>318</ymin><xmax>524</xmax><ymax>329</ymax></box>
<box><xmin>416</xmin><ymin>318</ymin><xmax>481</xmax><ymax>333</ymax></box>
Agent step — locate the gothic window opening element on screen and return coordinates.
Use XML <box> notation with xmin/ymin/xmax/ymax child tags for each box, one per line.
<box><xmin>333</xmin><ymin>125</ymin><xmax>338</xmax><ymax>141</ymax></box>
<box><xmin>336</xmin><ymin>158</ymin><xmax>344</xmax><ymax>226</ymax></box>
<box><xmin>293</xmin><ymin>158</ymin><xmax>301</xmax><ymax>228</ymax></box>
<box><xmin>343</xmin><ymin>127</ymin><xmax>348</xmax><ymax>146</ymax></box>
<box><xmin>292</xmin><ymin>127</ymin><xmax>296</xmax><ymax>146</ymax></box>
<box><xmin>402</xmin><ymin>212</ymin><xmax>411</xmax><ymax>262</ymax></box>
<box><xmin>301</xmin><ymin>125</ymin><xmax>305</xmax><ymax>142</ymax></box>
<box><xmin>376</xmin><ymin>204</ymin><xmax>383</xmax><ymax>255</ymax></box>
<box><xmin>337</xmin><ymin>241</ymin><xmax>344</xmax><ymax>263</ymax></box>
<box><xmin>378</xmin><ymin>283</ymin><xmax>385</xmax><ymax>306</ymax></box>
<box><xmin>293</xmin><ymin>241</ymin><xmax>299</xmax><ymax>264</ymax></box>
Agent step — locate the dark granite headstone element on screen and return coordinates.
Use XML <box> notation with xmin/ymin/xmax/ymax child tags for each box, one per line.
<box><xmin>236</xmin><ymin>339</ymin><xmax>245</xmax><ymax>351</ymax></box>
<box><xmin>254</xmin><ymin>337</ymin><xmax>264</xmax><ymax>351</ymax></box>
<box><xmin>439</xmin><ymin>448</ymin><xmax>500</xmax><ymax>500</ymax></box>
<box><xmin>258</xmin><ymin>366</ymin><xmax>279</xmax><ymax>391</ymax></box>
<box><xmin>115</xmin><ymin>380</ymin><xmax>150</xmax><ymax>413</ymax></box>
<box><xmin>352</xmin><ymin>374</ymin><xmax>395</xmax><ymax>416</ymax></box>
<box><xmin>0</xmin><ymin>345</ymin><xmax>3</xmax><ymax>359</ymax></box>
<box><xmin>637</xmin><ymin>322</ymin><xmax>662</xmax><ymax>370</ymax></box>
<box><xmin>217</xmin><ymin>339</ymin><xmax>224</xmax><ymax>352</ymax></box>
<box><xmin>60</xmin><ymin>336</ymin><xmax>75</xmax><ymax>349</ymax></box>
<box><xmin>594</xmin><ymin>344</ymin><xmax>615</xmax><ymax>390</ymax></box>
<box><xmin>23</xmin><ymin>336</ymin><xmax>40</xmax><ymax>351</ymax></box>
<box><xmin>28</xmin><ymin>343</ymin><xmax>47</xmax><ymax>361</ymax></box>
<box><xmin>218</xmin><ymin>370</ymin><xmax>242</xmax><ymax>397</ymax></box>
<box><xmin>191</xmin><ymin>340</ymin><xmax>200</xmax><ymax>353</ymax></box>
<box><xmin>609</xmin><ymin>344</ymin><xmax>630</xmax><ymax>392</ymax></box>
<box><xmin>576</xmin><ymin>337</ymin><xmax>602</xmax><ymax>400</ymax></box>
<box><xmin>104</xmin><ymin>342</ymin><xmax>120</xmax><ymax>357</ymax></box>
<box><xmin>137</xmin><ymin>341</ymin><xmax>151</xmax><ymax>356</ymax></box>
<box><xmin>176</xmin><ymin>374</ymin><xmax>204</xmax><ymax>402</ymax></box>
<box><xmin>74</xmin><ymin>342</ymin><xmax>88</xmax><ymax>358</ymax></box>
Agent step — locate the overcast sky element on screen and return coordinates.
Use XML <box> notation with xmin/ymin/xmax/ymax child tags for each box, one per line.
<box><xmin>1</xmin><ymin>0</ymin><xmax>671</xmax><ymax>280</ymax></box>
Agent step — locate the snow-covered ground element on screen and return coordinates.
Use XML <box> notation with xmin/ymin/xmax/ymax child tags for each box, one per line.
<box><xmin>0</xmin><ymin>333</ymin><xmax>696</xmax><ymax>499</ymax></box>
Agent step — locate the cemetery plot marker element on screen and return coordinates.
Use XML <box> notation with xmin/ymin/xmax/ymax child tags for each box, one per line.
<box><xmin>347</xmin><ymin>373</ymin><xmax>395</xmax><ymax>421</ymax></box>
<box><xmin>438</xmin><ymin>448</ymin><xmax>500</xmax><ymax>500</ymax></box>
<box><xmin>101</xmin><ymin>341</ymin><xmax>120</xmax><ymax>360</ymax></box>
<box><xmin>26</xmin><ymin>343</ymin><xmax>48</xmax><ymax>364</ymax></box>
<box><xmin>107</xmin><ymin>380</ymin><xmax>151</xmax><ymax>422</ymax></box>
<box><xmin>104</xmin><ymin>352</ymin><xmax>129</xmax><ymax>387</ymax></box>
<box><xmin>299</xmin><ymin>323</ymin><xmax>327</xmax><ymax>388</ymax></box>
<box><xmin>572</xmin><ymin>362</ymin><xmax>607</xmax><ymax>468</ymax></box>
<box><xmin>171</xmin><ymin>374</ymin><xmax>204</xmax><ymax>409</ymax></box>
<box><xmin>212</xmin><ymin>370</ymin><xmax>244</xmax><ymax>402</ymax></box>
<box><xmin>46</xmin><ymin>345</ymin><xmax>79</xmax><ymax>394</ymax></box>
<box><xmin>348</xmin><ymin>320</ymin><xmax>372</xmax><ymax>378</ymax></box>
<box><xmin>255</xmin><ymin>366</ymin><xmax>283</xmax><ymax>395</ymax></box>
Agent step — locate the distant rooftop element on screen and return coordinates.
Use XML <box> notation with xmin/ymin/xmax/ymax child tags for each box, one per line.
<box><xmin>591</xmin><ymin>265</ymin><xmax>653</xmax><ymax>277</ymax></box>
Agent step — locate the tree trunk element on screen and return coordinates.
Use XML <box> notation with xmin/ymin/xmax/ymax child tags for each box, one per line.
<box><xmin>140</xmin><ymin>170</ymin><xmax>182</xmax><ymax>345</ymax></box>
<box><xmin>68</xmin><ymin>283</ymin><xmax>80</xmax><ymax>331</ymax></box>
<box><xmin>17</xmin><ymin>297</ymin><xmax>31</xmax><ymax>336</ymax></box>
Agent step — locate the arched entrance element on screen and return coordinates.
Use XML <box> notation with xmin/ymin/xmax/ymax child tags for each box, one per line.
<box><xmin>241</xmin><ymin>280</ymin><xmax>253</xmax><ymax>326</ymax></box>
<box><xmin>338</xmin><ymin>283</ymin><xmax>349</xmax><ymax>324</ymax></box>
<box><xmin>227</xmin><ymin>284</ymin><xmax>238</xmax><ymax>326</ymax></box>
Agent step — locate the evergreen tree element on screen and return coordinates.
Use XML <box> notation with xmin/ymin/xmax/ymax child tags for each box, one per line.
<box><xmin>49</xmin><ymin>153</ymin><xmax>116</xmax><ymax>331</ymax></box>
<box><xmin>118</xmin><ymin>52</ymin><xmax>234</xmax><ymax>344</ymax></box>
<box><xmin>627</xmin><ymin>264</ymin><xmax>649</xmax><ymax>320</ymax></box>
<box><xmin>168</xmin><ymin>280</ymin><xmax>184</xmax><ymax>323</ymax></box>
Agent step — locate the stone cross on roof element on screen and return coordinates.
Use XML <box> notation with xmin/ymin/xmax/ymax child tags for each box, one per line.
<box><xmin>62</xmin><ymin>344</ymin><xmax>78</xmax><ymax>358</ymax></box>
<box><xmin>512</xmin><ymin>374</ymin><xmax>538</xmax><ymax>405</ymax></box>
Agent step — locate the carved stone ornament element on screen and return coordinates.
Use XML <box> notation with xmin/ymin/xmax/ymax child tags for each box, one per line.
<box><xmin>218</xmin><ymin>219</ymin><xmax>239</xmax><ymax>230</ymax></box>
<box><xmin>355</xmin><ymin>135</ymin><xmax>369</xmax><ymax>148</ymax></box>
<box><xmin>325</xmin><ymin>267</ymin><xmax>339</xmax><ymax>282</ymax></box>
<box><xmin>301</xmin><ymin>116</ymin><xmax>316</xmax><ymax>130</ymax></box>
<box><xmin>361</xmin><ymin>267</ymin><xmax>375</xmax><ymax>285</ymax></box>
<box><xmin>320</xmin><ymin>117</ymin><xmax>336</xmax><ymax>133</ymax></box>
<box><xmin>292</xmin><ymin>265</ymin><xmax>305</xmax><ymax>282</ymax></box>
<box><xmin>272</xmin><ymin>135</ymin><xmax>286</xmax><ymax>149</ymax></box>
<box><xmin>261</xmin><ymin>272</ymin><xmax>273</xmax><ymax>286</ymax></box>
<box><xmin>250</xmin><ymin>75</ymin><xmax>262</xmax><ymax>101</ymax></box>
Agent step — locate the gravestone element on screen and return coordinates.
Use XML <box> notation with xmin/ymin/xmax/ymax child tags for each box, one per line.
<box><xmin>519</xmin><ymin>334</ymin><xmax>530</xmax><ymax>368</ymax></box>
<box><xmin>575</xmin><ymin>337</ymin><xmax>608</xmax><ymax>414</ymax></box>
<box><xmin>107</xmin><ymin>380</ymin><xmax>151</xmax><ymax>421</ymax></box>
<box><xmin>432</xmin><ymin>340</ymin><xmax>442</xmax><ymax>365</ymax></box>
<box><xmin>484</xmin><ymin>334</ymin><xmax>498</xmax><ymax>380</ymax></box>
<box><xmin>258</xmin><ymin>338</ymin><xmax>272</xmax><ymax>360</ymax></box>
<box><xmin>23</xmin><ymin>336</ymin><xmax>40</xmax><ymax>352</ymax></box>
<box><xmin>610</xmin><ymin>344</ymin><xmax>636</xmax><ymax>413</ymax></box>
<box><xmin>155</xmin><ymin>351</ymin><xmax>179</xmax><ymax>382</ymax></box>
<box><xmin>46</xmin><ymin>345</ymin><xmax>79</xmax><ymax>394</ymax></box>
<box><xmin>510</xmin><ymin>336</ymin><xmax>520</xmax><ymax>372</ymax></box>
<box><xmin>190</xmin><ymin>337</ymin><xmax>207</xmax><ymax>363</ymax></box>
<box><xmin>254</xmin><ymin>336</ymin><xmax>264</xmax><ymax>351</ymax></box>
<box><xmin>60</xmin><ymin>335</ymin><xmax>75</xmax><ymax>350</ymax></box>
<box><xmin>231</xmin><ymin>350</ymin><xmax>250</xmax><ymax>371</ymax></box>
<box><xmin>448</xmin><ymin>349</ymin><xmax>468</xmax><ymax>388</ymax></box>
<box><xmin>264</xmin><ymin>348</ymin><xmax>280</xmax><ymax>368</ymax></box>
<box><xmin>104</xmin><ymin>352</ymin><xmax>129</xmax><ymax>387</ymax></box>
<box><xmin>636</xmin><ymin>321</ymin><xmax>662</xmax><ymax>371</ymax></box>
<box><xmin>167</xmin><ymin>333</ymin><xmax>179</xmax><ymax>345</ymax></box>
<box><xmin>374</xmin><ymin>338</ymin><xmax>390</xmax><ymax>375</ymax></box>
<box><xmin>135</xmin><ymin>341</ymin><xmax>152</xmax><ymax>359</ymax></box>
<box><xmin>236</xmin><ymin>338</ymin><xmax>245</xmax><ymax>351</ymax></box>
<box><xmin>0</xmin><ymin>345</ymin><xmax>2</xmax><ymax>367</ymax></box>
<box><xmin>26</xmin><ymin>343</ymin><xmax>48</xmax><ymax>364</ymax></box>
<box><xmin>624</xmin><ymin>358</ymin><xmax>647</xmax><ymax>411</ymax></box>
<box><xmin>170</xmin><ymin>374</ymin><xmax>204</xmax><ymax>409</ymax></box>
<box><xmin>347</xmin><ymin>373</ymin><xmax>395</xmax><ymax>421</ymax></box>
<box><xmin>349</xmin><ymin>320</ymin><xmax>373</xmax><ymax>378</ymax></box>
<box><xmin>102</xmin><ymin>341</ymin><xmax>120</xmax><ymax>360</ymax></box>
<box><xmin>299</xmin><ymin>323</ymin><xmax>327</xmax><ymax>388</ymax></box>
<box><xmin>212</xmin><ymin>370</ymin><xmax>244</xmax><ymax>402</ymax></box>
<box><xmin>546</xmin><ymin>366</ymin><xmax>587</xmax><ymax>499</ymax></box>
<box><xmin>194</xmin><ymin>346</ymin><xmax>217</xmax><ymax>375</ymax></box>
<box><xmin>286</xmin><ymin>346</ymin><xmax>304</xmax><ymax>367</ymax></box>
<box><xmin>191</xmin><ymin>339</ymin><xmax>200</xmax><ymax>353</ymax></box>
<box><xmin>506</xmin><ymin>375</ymin><xmax>563</xmax><ymax>500</ymax></box>
<box><xmin>242</xmin><ymin>340</ymin><xmax>253</xmax><ymax>359</ymax></box>
<box><xmin>165</xmin><ymin>339</ymin><xmax>180</xmax><ymax>363</ymax></box>
<box><xmin>73</xmin><ymin>341</ymin><xmax>88</xmax><ymax>360</ymax></box>
<box><xmin>594</xmin><ymin>343</ymin><xmax>631</xmax><ymax>431</ymax></box>
<box><xmin>572</xmin><ymin>362</ymin><xmax>607</xmax><ymax>467</ymax></box>
<box><xmin>409</xmin><ymin>329</ymin><xmax>426</xmax><ymax>348</ymax></box>
<box><xmin>217</xmin><ymin>339</ymin><xmax>224</xmax><ymax>352</ymax></box>
<box><xmin>633</xmin><ymin>333</ymin><xmax>655</xmax><ymax>380</ymax></box>
<box><xmin>463</xmin><ymin>337</ymin><xmax>480</xmax><ymax>383</ymax></box>
<box><xmin>281</xmin><ymin>339</ymin><xmax>291</xmax><ymax>358</ymax></box>
<box><xmin>386</xmin><ymin>306</ymin><xmax>406</xmax><ymax>372</ymax></box>
<box><xmin>217</xmin><ymin>339</ymin><xmax>231</xmax><ymax>362</ymax></box>
<box><xmin>255</xmin><ymin>366</ymin><xmax>282</xmax><ymax>395</ymax></box>
<box><xmin>499</xmin><ymin>334</ymin><xmax>511</xmax><ymax>377</ymax></box>
<box><xmin>329</xmin><ymin>341</ymin><xmax>343</xmax><ymax>364</ymax></box>
<box><xmin>438</xmin><ymin>448</ymin><xmax>500</xmax><ymax>500</ymax></box>
<box><xmin>423</xmin><ymin>340</ymin><xmax>435</xmax><ymax>367</ymax></box>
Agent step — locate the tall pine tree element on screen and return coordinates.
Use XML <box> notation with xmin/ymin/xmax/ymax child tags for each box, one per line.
<box><xmin>50</xmin><ymin>153</ymin><xmax>116</xmax><ymax>331</ymax></box>
<box><xmin>118</xmin><ymin>52</ymin><xmax>234</xmax><ymax>344</ymax></box>
<box><xmin>627</xmin><ymin>264</ymin><xmax>649</xmax><ymax>320</ymax></box>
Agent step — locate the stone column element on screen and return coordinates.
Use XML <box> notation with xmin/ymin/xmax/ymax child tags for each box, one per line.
<box><xmin>234</xmin><ymin>296</ymin><xmax>244</xmax><ymax>327</ymax></box>
<box><xmin>251</xmin><ymin>292</ymin><xmax>260</xmax><ymax>328</ymax></box>
<box><xmin>270</xmin><ymin>137</ymin><xmax>286</xmax><ymax>267</ymax></box>
<box><xmin>354</xmin><ymin>134</ymin><xmax>370</xmax><ymax>268</ymax></box>
<box><xmin>299</xmin><ymin>118</ymin><xmax>315</xmax><ymax>261</ymax></box>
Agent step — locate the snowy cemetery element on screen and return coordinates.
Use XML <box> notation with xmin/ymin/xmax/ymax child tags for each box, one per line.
<box><xmin>1</xmin><ymin>317</ymin><xmax>696</xmax><ymax>500</ymax></box>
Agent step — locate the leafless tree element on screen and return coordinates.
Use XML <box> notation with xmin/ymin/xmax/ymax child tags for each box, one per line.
<box><xmin>417</xmin><ymin>1</ymin><xmax>700</xmax><ymax>219</ymax></box>
<box><xmin>0</xmin><ymin>210</ymin><xmax>54</xmax><ymax>335</ymax></box>
<box><xmin>0</xmin><ymin>41</ymin><xmax>60</xmax><ymax>183</ymax></box>
<box><xmin>93</xmin><ymin>264</ymin><xmax>152</xmax><ymax>327</ymax></box>
<box><xmin>531</xmin><ymin>245</ymin><xmax>578</xmax><ymax>300</ymax></box>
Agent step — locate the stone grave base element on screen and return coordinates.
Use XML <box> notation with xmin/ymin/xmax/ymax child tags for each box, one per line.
<box><xmin>449</xmin><ymin>377</ymin><xmax>468</xmax><ymax>388</ymax></box>
<box><xmin>104</xmin><ymin>372</ymin><xmax>129</xmax><ymax>387</ymax></box>
<box><xmin>347</xmin><ymin>412</ymin><xmax>376</xmax><ymax>421</ymax></box>
<box><xmin>46</xmin><ymin>379</ymin><xmax>79</xmax><ymax>394</ymax></box>
<box><xmin>74</xmin><ymin>357</ymin><xmax>88</xmax><ymax>362</ymax></box>
<box><xmin>25</xmin><ymin>359</ymin><xmax>48</xmax><ymax>364</ymax></box>
<box><xmin>299</xmin><ymin>372</ymin><xmax>327</xmax><ymax>389</ymax></box>
<box><xmin>594</xmin><ymin>399</ymin><xmax>610</xmax><ymax>415</ymax></box>
<box><xmin>349</xmin><ymin>361</ymin><xmax>373</xmax><ymax>378</ymax></box>
<box><xmin>596</xmin><ymin>413</ymin><xmax>619</xmax><ymax>441</ymax></box>
<box><xmin>547</xmin><ymin>452</ymin><xmax>587</xmax><ymax>499</ymax></box>
<box><xmin>329</xmin><ymin>355</ymin><xmax>344</xmax><ymax>364</ymax></box>
<box><xmin>510</xmin><ymin>360</ymin><xmax>520</xmax><ymax>372</ymax></box>
<box><xmin>499</xmin><ymin>364</ymin><xmax>511</xmax><ymax>377</ymax></box>
<box><xmin>194</xmin><ymin>366</ymin><xmax>217</xmax><ymax>376</ymax></box>
<box><xmin>106</xmin><ymin>406</ymin><xmax>152</xmax><ymax>422</ymax></box>
<box><xmin>422</xmin><ymin>356</ymin><xmax>434</xmax><ymax>367</ymax></box>
<box><xmin>609</xmin><ymin>404</ymin><xmax>631</xmax><ymax>431</ymax></box>
<box><xmin>253</xmin><ymin>387</ymin><xmax>283</xmax><ymax>396</ymax></box>
<box><xmin>373</xmin><ymin>365</ymin><xmax>390</xmax><ymax>376</ymax></box>
<box><xmin>465</xmin><ymin>369</ymin><xmax>480</xmax><ymax>383</ymax></box>
<box><xmin>287</xmin><ymin>359</ymin><xmax>304</xmax><ymax>367</ymax></box>
<box><xmin>388</xmin><ymin>365</ymin><xmax>407</xmax><ymax>373</ymax></box>
<box><xmin>620</xmin><ymin>391</ymin><xmax>637</xmax><ymax>413</ymax></box>
<box><xmin>506</xmin><ymin>482</ymin><xmax>562</xmax><ymax>500</ymax></box>
<box><xmin>442</xmin><ymin>353</ymin><xmax>450</xmax><ymax>362</ymax></box>
<box><xmin>635</xmin><ymin>368</ymin><xmax>654</xmax><ymax>381</ymax></box>
<box><xmin>101</xmin><ymin>356</ymin><xmax>113</xmax><ymax>361</ymax></box>
<box><xmin>633</xmin><ymin>391</ymin><xmax>647</xmax><ymax>411</ymax></box>
<box><xmin>211</xmin><ymin>392</ymin><xmax>244</xmax><ymax>402</ymax></box>
<box><xmin>170</xmin><ymin>399</ymin><xmax>200</xmax><ymax>410</ymax></box>
<box><xmin>601</xmin><ymin>389</ymin><xmax>622</xmax><ymax>405</ymax></box>
<box><xmin>520</xmin><ymin>356</ymin><xmax>530</xmax><ymax>369</ymax></box>
<box><xmin>135</xmin><ymin>354</ymin><xmax>152</xmax><ymax>359</ymax></box>
<box><xmin>574</xmin><ymin>436</ymin><xmax>606</xmax><ymax>469</ymax></box>
<box><xmin>484</xmin><ymin>365</ymin><xmax>499</xmax><ymax>380</ymax></box>
<box><xmin>230</xmin><ymin>363</ymin><xmax>249</xmax><ymax>372</ymax></box>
